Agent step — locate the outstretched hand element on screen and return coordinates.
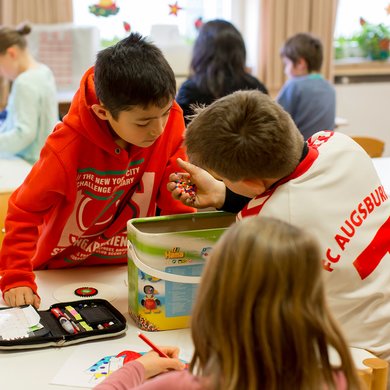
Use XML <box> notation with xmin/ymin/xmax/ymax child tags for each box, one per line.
<box><xmin>167</xmin><ymin>158</ymin><xmax>226</xmax><ymax>209</ymax></box>
<box><xmin>136</xmin><ymin>346</ymin><xmax>186</xmax><ymax>379</ymax></box>
<box><xmin>4</xmin><ymin>286</ymin><xmax>41</xmax><ymax>308</ymax></box>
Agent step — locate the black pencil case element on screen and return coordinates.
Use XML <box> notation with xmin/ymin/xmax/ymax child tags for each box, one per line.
<box><xmin>0</xmin><ymin>298</ymin><xmax>127</xmax><ymax>350</ymax></box>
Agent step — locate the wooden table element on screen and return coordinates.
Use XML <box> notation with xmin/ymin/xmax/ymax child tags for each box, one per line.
<box><xmin>0</xmin><ymin>265</ymin><xmax>193</xmax><ymax>390</ymax></box>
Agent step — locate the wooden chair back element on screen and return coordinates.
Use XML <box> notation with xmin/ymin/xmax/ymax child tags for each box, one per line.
<box><xmin>351</xmin><ymin>136</ymin><xmax>385</xmax><ymax>158</ymax></box>
<box><xmin>358</xmin><ymin>357</ymin><xmax>389</xmax><ymax>390</ymax></box>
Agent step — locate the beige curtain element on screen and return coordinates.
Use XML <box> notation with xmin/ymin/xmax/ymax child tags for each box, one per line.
<box><xmin>0</xmin><ymin>0</ymin><xmax>73</xmax><ymax>108</ymax></box>
<box><xmin>0</xmin><ymin>0</ymin><xmax>73</xmax><ymax>25</ymax></box>
<box><xmin>258</xmin><ymin>0</ymin><xmax>338</xmax><ymax>97</ymax></box>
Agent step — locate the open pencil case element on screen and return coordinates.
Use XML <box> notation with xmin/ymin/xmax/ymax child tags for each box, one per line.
<box><xmin>0</xmin><ymin>298</ymin><xmax>127</xmax><ymax>350</ymax></box>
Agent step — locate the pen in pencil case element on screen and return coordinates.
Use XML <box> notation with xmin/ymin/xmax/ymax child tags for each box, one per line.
<box><xmin>51</xmin><ymin>308</ymin><xmax>77</xmax><ymax>334</ymax></box>
<box><xmin>138</xmin><ymin>332</ymin><xmax>169</xmax><ymax>358</ymax></box>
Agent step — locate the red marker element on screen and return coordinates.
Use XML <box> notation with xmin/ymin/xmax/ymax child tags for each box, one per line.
<box><xmin>138</xmin><ymin>332</ymin><xmax>169</xmax><ymax>358</ymax></box>
<box><xmin>51</xmin><ymin>307</ymin><xmax>77</xmax><ymax>334</ymax></box>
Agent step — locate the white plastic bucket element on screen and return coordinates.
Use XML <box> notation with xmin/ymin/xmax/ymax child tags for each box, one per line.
<box><xmin>128</xmin><ymin>242</ymin><xmax>201</xmax><ymax>284</ymax></box>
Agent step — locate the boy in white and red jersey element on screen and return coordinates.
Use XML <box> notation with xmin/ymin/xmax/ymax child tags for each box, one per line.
<box><xmin>168</xmin><ymin>90</ymin><xmax>390</xmax><ymax>362</ymax></box>
<box><xmin>0</xmin><ymin>33</ymin><xmax>194</xmax><ymax>308</ymax></box>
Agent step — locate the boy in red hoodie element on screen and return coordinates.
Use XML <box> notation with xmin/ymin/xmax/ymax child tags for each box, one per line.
<box><xmin>0</xmin><ymin>33</ymin><xmax>194</xmax><ymax>308</ymax></box>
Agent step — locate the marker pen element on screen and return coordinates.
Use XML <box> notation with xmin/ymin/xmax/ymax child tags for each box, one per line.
<box><xmin>138</xmin><ymin>332</ymin><xmax>169</xmax><ymax>358</ymax></box>
<box><xmin>51</xmin><ymin>307</ymin><xmax>77</xmax><ymax>334</ymax></box>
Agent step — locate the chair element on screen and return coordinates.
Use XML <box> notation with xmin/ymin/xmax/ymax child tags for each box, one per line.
<box><xmin>358</xmin><ymin>357</ymin><xmax>389</xmax><ymax>390</ymax></box>
<box><xmin>351</xmin><ymin>136</ymin><xmax>385</xmax><ymax>158</ymax></box>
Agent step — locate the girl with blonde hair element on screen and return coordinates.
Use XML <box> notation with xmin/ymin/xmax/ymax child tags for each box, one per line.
<box><xmin>94</xmin><ymin>217</ymin><xmax>361</xmax><ymax>390</ymax></box>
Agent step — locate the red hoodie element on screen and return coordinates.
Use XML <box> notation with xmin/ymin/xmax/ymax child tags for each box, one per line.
<box><xmin>0</xmin><ymin>67</ymin><xmax>194</xmax><ymax>296</ymax></box>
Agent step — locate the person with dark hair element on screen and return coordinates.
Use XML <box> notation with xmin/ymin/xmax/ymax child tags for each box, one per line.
<box><xmin>0</xmin><ymin>23</ymin><xmax>58</xmax><ymax>163</ymax></box>
<box><xmin>176</xmin><ymin>19</ymin><xmax>268</xmax><ymax>125</ymax></box>
<box><xmin>277</xmin><ymin>32</ymin><xmax>336</xmax><ymax>140</ymax></box>
<box><xmin>0</xmin><ymin>33</ymin><xmax>194</xmax><ymax>309</ymax></box>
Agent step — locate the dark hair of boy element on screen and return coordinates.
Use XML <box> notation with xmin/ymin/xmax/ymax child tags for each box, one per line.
<box><xmin>94</xmin><ymin>32</ymin><xmax>176</xmax><ymax>120</ymax></box>
<box><xmin>0</xmin><ymin>23</ymin><xmax>31</xmax><ymax>53</ymax></box>
<box><xmin>280</xmin><ymin>32</ymin><xmax>323</xmax><ymax>72</ymax></box>
<box><xmin>185</xmin><ymin>90</ymin><xmax>304</xmax><ymax>181</ymax></box>
<box><xmin>190</xmin><ymin>19</ymin><xmax>256</xmax><ymax>98</ymax></box>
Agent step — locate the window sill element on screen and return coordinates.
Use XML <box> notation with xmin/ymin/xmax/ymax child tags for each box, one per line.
<box><xmin>334</xmin><ymin>58</ymin><xmax>390</xmax><ymax>83</ymax></box>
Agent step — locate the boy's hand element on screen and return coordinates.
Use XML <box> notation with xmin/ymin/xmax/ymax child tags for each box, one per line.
<box><xmin>136</xmin><ymin>346</ymin><xmax>186</xmax><ymax>379</ymax></box>
<box><xmin>4</xmin><ymin>287</ymin><xmax>41</xmax><ymax>308</ymax></box>
<box><xmin>168</xmin><ymin>158</ymin><xmax>226</xmax><ymax>209</ymax></box>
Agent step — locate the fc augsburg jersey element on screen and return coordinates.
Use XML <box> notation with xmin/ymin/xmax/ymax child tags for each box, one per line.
<box><xmin>239</xmin><ymin>131</ymin><xmax>390</xmax><ymax>360</ymax></box>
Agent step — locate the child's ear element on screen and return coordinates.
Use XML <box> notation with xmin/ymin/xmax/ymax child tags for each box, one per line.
<box><xmin>6</xmin><ymin>46</ymin><xmax>17</xmax><ymax>59</ymax></box>
<box><xmin>296</xmin><ymin>57</ymin><xmax>308</xmax><ymax>72</ymax></box>
<box><xmin>91</xmin><ymin>103</ymin><xmax>110</xmax><ymax>121</ymax></box>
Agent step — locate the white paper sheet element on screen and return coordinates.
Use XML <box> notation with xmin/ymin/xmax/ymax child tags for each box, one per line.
<box><xmin>51</xmin><ymin>343</ymin><xmax>143</xmax><ymax>388</ymax></box>
<box><xmin>0</xmin><ymin>305</ymin><xmax>41</xmax><ymax>340</ymax></box>
<box><xmin>51</xmin><ymin>341</ymin><xmax>192</xmax><ymax>388</ymax></box>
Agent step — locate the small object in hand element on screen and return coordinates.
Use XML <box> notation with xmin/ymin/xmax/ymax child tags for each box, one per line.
<box><xmin>175</xmin><ymin>178</ymin><xmax>197</xmax><ymax>199</ymax></box>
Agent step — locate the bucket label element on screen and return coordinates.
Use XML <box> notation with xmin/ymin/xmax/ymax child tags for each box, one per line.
<box><xmin>165</xmin><ymin>247</ymin><xmax>185</xmax><ymax>259</ymax></box>
<box><xmin>165</xmin><ymin>264</ymin><xmax>203</xmax><ymax>317</ymax></box>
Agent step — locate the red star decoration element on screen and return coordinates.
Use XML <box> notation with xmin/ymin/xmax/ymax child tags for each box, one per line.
<box><xmin>169</xmin><ymin>2</ymin><xmax>182</xmax><ymax>16</ymax></box>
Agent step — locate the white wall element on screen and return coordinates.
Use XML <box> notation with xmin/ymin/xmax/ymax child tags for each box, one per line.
<box><xmin>335</xmin><ymin>82</ymin><xmax>390</xmax><ymax>156</ymax></box>
<box><xmin>228</xmin><ymin>0</ymin><xmax>261</xmax><ymax>75</ymax></box>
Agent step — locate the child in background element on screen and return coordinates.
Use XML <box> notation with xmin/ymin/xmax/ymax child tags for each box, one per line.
<box><xmin>167</xmin><ymin>90</ymin><xmax>390</xmax><ymax>364</ymax></box>
<box><xmin>277</xmin><ymin>32</ymin><xmax>335</xmax><ymax>140</ymax></box>
<box><xmin>94</xmin><ymin>217</ymin><xmax>361</xmax><ymax>390</ymax></box>
<box><xmin>176</xmin><ymin>19</ymin><xmax>268</xmax><ymax>125</ymax></box>
<box><xmin>0</xmin><ymin>32</ymin><xmax>194</xmax><ymax>309</ymax></box>
<box><xmin>0</xmin><ymin>23</ymin><xmax>58</xmax><ymax>164</ymax></box>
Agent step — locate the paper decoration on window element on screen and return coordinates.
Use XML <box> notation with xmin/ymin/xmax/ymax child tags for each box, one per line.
<box><xmin>194</xmin><ymin>17</ymin><xmax>203</xmax><ymax>31</ymax></box>
<box><xmin>169</xmin><ymin>2</ymin><xmax>183</xmax><ymax>16</ymax></box>
<box><xmin>89</xmin><ymin>0</ymin><xmax>120</xmax><ymax>17</ymax></box>
<box><xmin>123</xmin><ymin>21</ymin><xmax>131</xmax><ymax>33</ymax></box>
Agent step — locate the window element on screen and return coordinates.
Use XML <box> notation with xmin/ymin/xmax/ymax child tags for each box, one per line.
<box><xmin>72</xmin><ymin>0</ymin><xmax>234</xmax><ymax>45</ymax></box>
<box><xmin>335</xmin><ymin>0</ymin><xmax>390</xmax><ymax>38</ymax></box>
<box><xmin>334</xmin><ymin>0</ymin><xmax>390</xmax><ymax>60</ymax></box>
<box><xmin>72</xmin><ymin>0</ymin><xmax>237</xmax><ymax>82</ymax></box>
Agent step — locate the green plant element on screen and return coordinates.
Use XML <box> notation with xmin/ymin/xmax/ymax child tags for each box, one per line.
<box><xmin>355</xmin><ymin>18</ymin><xmax>390</xmax><ymax>60</ymax></box>
<box><xmin>334</xmin><ymin>36</ymin><xmax>362</xmax><ymax>60</ymax></box>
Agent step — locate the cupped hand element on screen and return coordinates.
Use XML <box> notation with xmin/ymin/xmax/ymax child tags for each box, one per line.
<box><xmin>167</xmin><ymin>158</ymin><xmax>226</xmax><ymax>209</ymax></box>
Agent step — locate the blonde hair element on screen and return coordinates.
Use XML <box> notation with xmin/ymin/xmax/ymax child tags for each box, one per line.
<box><xmin>0</xmin><ymin>23</ymin><xmax>31</xmax><ymax>54</ymax></box>
<box><xmin>185</xmin><ymin>90</ymin><xmax>304</xmax><ymax>181</ymax></box>
<box><xmin>190</xmin><ymin>217</ymin><xmax>361</xmax><ymax>390</ymax></box>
